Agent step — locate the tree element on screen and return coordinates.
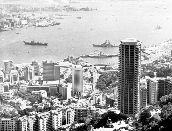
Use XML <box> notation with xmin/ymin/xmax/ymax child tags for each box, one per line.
<box><xmin>64</xmin><ymin>74</ymin><xmax>72</xmax><ymax>83</ymax></box>
<box><xmin>37</xmin><ymin>94</ymin><xmax>43</xmax><ymax>103</ymax></box>
<box><xmin>75</xmin><ymin>124</ymin><xmax>89</xmax><ymax>131</ymax></box>
<box><xmin>95</xmin><ymin>72</ymin><xmax>118</xmax><ymax>91</ymax></box>
<box><xmin>134</xmin><ymin>94</ymin><xmax>172</xmax><ymax>131</ymax></box>
<box><xmin>160</xmin><ymin>94</ymin><xmax>172</xmax><ymax>108</ymax></box>
<box><xmin>60</xmin><ymin>74</ymin><xmax>64</xmax><ymax>79</ymax></box>
<box><xmin>139</xmin><ymin>109</ymin><xmax>151</xmax><ymax>125</ymax></box>
<box><xmin>93</xmin><ymin>111</ymin><xmax>127</xmax><ymax>129</ymax></box>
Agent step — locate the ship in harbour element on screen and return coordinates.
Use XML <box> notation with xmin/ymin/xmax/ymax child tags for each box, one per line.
<box><xmin>80</xmin><ymin>51</ymin><xmax>118</xmax><ymax>58</ymax></box>
<box><xmin>93</xmin><ymin>40</ymin><xmax>118</xmax><ymax>47</ymax></box>
<box><xmin>23</xmin><ymin>41</ymin><xmax>48</xmax><ymax>46</ymax></box>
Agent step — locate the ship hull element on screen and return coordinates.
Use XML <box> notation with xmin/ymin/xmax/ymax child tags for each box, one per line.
<box><xmin>81</xmin><ymin>54</ymin><xmax>118</xmax><ymax>58</ymax></box>
<box><xmin>23</xmin><ymin>41</ymin><xmax>48</xmax><ymax>46</ymax></box>
<box><xmin>93</xmin><ymin>44</ymin><xmax>118</xmax><ymax>47</ymax></box>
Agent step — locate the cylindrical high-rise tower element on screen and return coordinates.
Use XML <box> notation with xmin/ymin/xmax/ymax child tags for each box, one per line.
<box><xmin>118</xmin><ymin>38</ymin><xmax>141</xmax><ymax>115</ymax></box>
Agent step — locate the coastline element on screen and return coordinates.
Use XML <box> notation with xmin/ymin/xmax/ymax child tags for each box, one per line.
<box><xmin>1</xmin><ymin>0</ymin><xmax>172</xmax><ymax>65</ymax></box>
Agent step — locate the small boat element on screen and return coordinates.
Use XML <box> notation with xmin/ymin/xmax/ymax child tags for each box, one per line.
<box><xmin>53</xmin><ymin>22</ymin><xmax>60</xmax><ymax>26</ymax></box>
<box><xmin>23</xmin><ymin>41</ymin><xmax>48</xmax><ymax>46</ymax></box>
<box><xmin>155</xmin><ymin>25</ymin><xmax>162</xmax><ymax>30</ymax></box>
<box><xmin>50</xmin><ymin>22</ymin><xmax>61</xmax><ymax>26</ymax></box>
<box><xmin>76</xmin><ymin>16</ymin><xmax>82</xmax><ymax>19</ymax></box>
<box><xmin>93</xmin><ymin>40</ymin><xmax>118</xmax><ymax>47</ymax></box>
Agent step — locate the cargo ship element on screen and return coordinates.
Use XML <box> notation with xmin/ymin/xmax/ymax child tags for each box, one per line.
<box><xmin>93</xmin><ymin>40</ymin><xmax>118</xmax><ymax>47</ymax></box>
<box><xmin>23</xmin><ymin>41</ymin><xmax>48</xmax><ymax>46</ymax></box>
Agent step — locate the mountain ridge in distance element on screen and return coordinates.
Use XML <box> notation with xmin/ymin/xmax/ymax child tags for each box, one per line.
<box><xmin>0</xmin><ymin>0</ymin><xmax>70</xmax><ymax>5</ymax></box>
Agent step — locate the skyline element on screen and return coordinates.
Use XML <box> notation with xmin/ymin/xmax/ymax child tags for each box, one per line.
<box><xmin>1</xmin><ymin>0</ymin><xmax>172</xmax><ymax>130</ymax></box>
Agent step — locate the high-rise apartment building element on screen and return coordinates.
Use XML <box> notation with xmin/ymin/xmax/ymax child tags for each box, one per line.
<box><xmin>147</xmin><ymin>78</ymin><xmax>158</xmax><ymax>105</ymax></box>
<box><xmin>72</xmin><ymin>65</ymin><xmax>83</xmax><ymax>97</ymax></box>
<box><xmin>118</xmin><ymin>38</ymin><xmax>141</xmax><ymax>115</ymax></box>
<box><xmin>0</xmin><ymin>118</ymin><xmax>16</xmax><ymax>131</ymax></box>
<box><xmin>3</xmin><ymin>60</ymin><xmax>13</xmax><ymax>74</ymax></box>
<box><xmin>18</xmin><ymin>116</ymin><xmax>28</xmax><ymax>131</ymax></box>
<box><xmin>157</xmin><ymin>77</ymin><xmax>172</xmax><ymax>101</ymax></box>
<box><xmin>51</xmin><ymin>109</ymin><xmax>63</xmax><ymax>130</ymax></box>
<box><xmin>23</xmin><ymin>66</ymin><xmax>34</xmax><ymax>82</ymax></box>
<box><xmin>3</xmin><ymin>60</ymin><xmax>13</xmax><ymax>79</ymax></box>
<box><xmin>165</xmin><ymin>77</ymin><xmax>172</xmax><ymax>95</ymax></box>
<box><xmin>146</xmin><ymin>77</ymin><xmax>172</xmax><ymax>105</ymax></box>
<box><xmin>140</xmin><ymin>79</ymin><xmax>147</xmax><ymax>109</ymax></box>
<box><xmin>92</xmin><ymin>66</ymin><xmax>99</xmax><ymax>91</ymax></box>
<box><xmin>157</xmin><ymin>78</ymin><xmax>167</xmax><ymax>101</ymax></box>
<box><xmin>9</xmin><ymin>70</ymin><xmax>19</xmax><ymax>85</ymax></box>
<box><xmin>31</xmin><ymin>60</ymin><xmax>40</xmax><ymax>76</ymax></box>
<box><xmin>43</xmin><ymin>61</ymin><xmax>60</xmax><ymax>81</ymax></box>
<box><xmin>59</xmin><ymin>84</ymin><xmax>72</xmax><ymax>100</ymax></box>
<box><xmin>146</xmin><ymin>78</ymin><xmax>150</xmax><ymax>105</ymax></box>
<box><xmin>38</xmin><ymin>112</ymin><xmax>50</xmax><ymax>131</ymax></box>
<box><xmin>30</xmin><ymin>111</ymin><xmax>63</xmax><ymax>131</ymax></box>
<box><xmin>27</xmin><ymin>116</ymin><xmax>35</xmax><ymax>131</ymax></box>
<box><xmin>66</xmin><ymin>108</ymin><xmax>75</xmax><ymax>125</ymax></box>
<box><xmin>74</xmin><ymin>107</ymin><xmax>88</xmax><ymax>122</ymax></box>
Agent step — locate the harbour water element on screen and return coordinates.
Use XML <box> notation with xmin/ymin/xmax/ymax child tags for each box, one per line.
<box><xmin>0</xmin><ymin>0</ymin><xmax>172</xmax><ymax>66</ymax></box>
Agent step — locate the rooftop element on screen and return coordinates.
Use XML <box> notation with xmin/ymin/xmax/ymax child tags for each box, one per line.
<box><xmin>73</xmin><ymin>65</ymin><xmax>82</xmax><ymax>69</ymax></box>
<box><xmin>120</xmin><ymin>38</ymin><xmax>140</xmax><ymax>45</ymax></box>
<box><xmin>10</xmin><ymin>70</ymin><xmax>18</xmax><ymax>74</ymax></box>
<box><xmin>3</xmin><ymin>60</ymin><xmax>13</xmax><ymax>63</ymax></box>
